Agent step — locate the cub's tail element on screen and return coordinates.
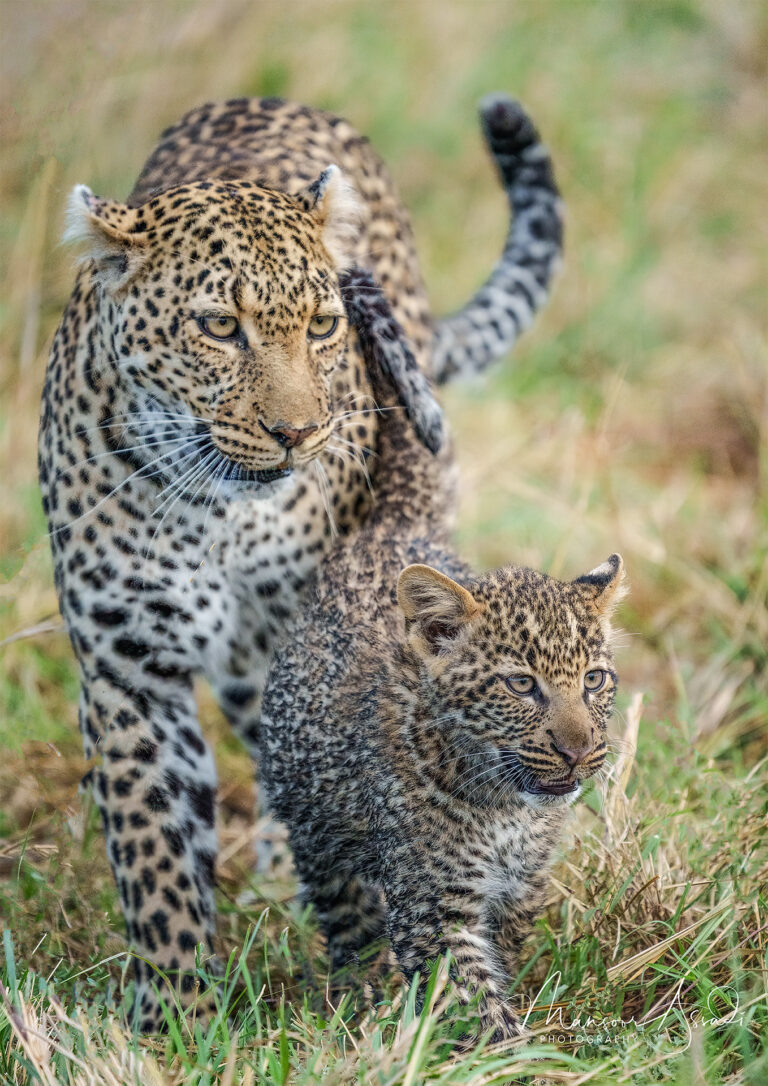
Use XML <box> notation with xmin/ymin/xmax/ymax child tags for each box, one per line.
<box><xmin>339</xmin><ymin>266</ymin><xmax>453</xmax><ymax>533</ymax></box>
<box><xmin>340</xmin><ymin>266</ymin><xmax>444</xmax><ymax>455</ymax></box>
<box><xmin>431</xmin><ymin>94</ymin><xmax>563</xmax><ymax>385</ymax></box>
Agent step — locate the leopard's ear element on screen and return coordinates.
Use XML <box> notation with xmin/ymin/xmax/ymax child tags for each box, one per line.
<box><xmin>572</xmin><ymin>554</ymin><xmax>627</xmax><ymax>618</ymax></box>
<box><xmin>299</xmin><ymin>165</ymin><xmax>362</xmax><ymax>268</ymax></box>
<box><xmin>63</xmin><ymin>184</ymin><xmax>147</xmax><ymax>290</ymax></box>
<box><xmin>398</xmin><ymin>564</ymin><xmax>484</xmax><ymax>655</ymax></box>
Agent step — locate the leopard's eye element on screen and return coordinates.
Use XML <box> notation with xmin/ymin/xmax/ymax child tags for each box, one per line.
<box><xmin>505</xmin><ymin>675</ymin><xmax>536</xmax><ymax>697</ymax></box>
<box><xmin>308</xmin><ymin>314</ymin><xmax>339</xmax><ymax>340</ymax></box>
<box><xmin>584</xmin><ymin>669</ymin><xmax>607</xmax><ymax>693</ymax></box>
<box><xmin>199</xmin><ymin>315</ymin><xmax>239</xmax><ymax>340</ymax></box>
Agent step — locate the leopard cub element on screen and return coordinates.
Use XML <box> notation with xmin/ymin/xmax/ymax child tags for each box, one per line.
<box><xmin>260</xmin><ymin>373</ymin><xmax>625</xmax><ymax>1043</ymax></box>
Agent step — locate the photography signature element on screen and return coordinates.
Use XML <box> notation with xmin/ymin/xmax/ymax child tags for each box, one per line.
<box><xmin>520</xmin><ymin>972</ymin><xmax>743</xmax><ymax>1050</ymax></box>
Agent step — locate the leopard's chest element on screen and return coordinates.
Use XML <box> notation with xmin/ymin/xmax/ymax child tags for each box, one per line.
<box><xmin>469</xmin><ymin>815</ymin><xmax>559</xmax><ymax>908</ymax></box>
<box><xmin>200</xmin><ymin>456</ymin><xmax>372</xmax><ymax>668</ymax></box>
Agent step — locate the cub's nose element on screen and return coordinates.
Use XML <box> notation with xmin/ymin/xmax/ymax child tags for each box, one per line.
<box><xmin>551</xmin><ymin>738</ymin><xmax>596</xmax><ymax>769</ymax></box>
<box><xmin>261</xmin><ymin>420</ymin><xmax>319</xmax><ymax>449</ymax></box>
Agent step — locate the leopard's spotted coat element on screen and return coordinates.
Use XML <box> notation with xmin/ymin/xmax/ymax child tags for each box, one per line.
<box><xmin>260</xmin><ymin>363</ymin><xmax>624</xmax><ymax>1043</ymax></box>
<box><xmin>38</xmin><ymin>94</ymin><xmax>561</xmax><ymax>1026</ymax></box>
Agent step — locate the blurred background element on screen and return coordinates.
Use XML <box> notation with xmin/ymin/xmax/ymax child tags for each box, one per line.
<box><xmin>0</xmin><ymin>0</ymin><xmax>766</xmax><ymax>1002</ymax></box>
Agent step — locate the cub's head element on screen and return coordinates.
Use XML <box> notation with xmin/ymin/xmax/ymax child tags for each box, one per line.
<box><xmin>65</xmin><ymin>168</ymin><xmax>361</xmax><ymax>486</ymax></box>
<box><xmin>397</xmin><ymin>555</ymin><xmax>626</xmax><ymax>807</ymax></box>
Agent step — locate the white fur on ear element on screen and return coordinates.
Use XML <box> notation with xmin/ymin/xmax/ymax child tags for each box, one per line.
<box><xmin>306</xmin><ymin>165</ymin><xmax>363</xmax><ymax>268</ymax></box>
<box><xmin>573</xmin><ymin>553</ymin><xmax>627</xmax><ymax>619</ymax></box>
<box><xmin>61</xmin><ymin>184</ymin><xmax>145</xmax><ymax>287</ymax></box>
<box><xmin>397</xmin><ymin>564</ymin><xmax>484</xmax><ymax>656</ymax></box>
<box><xmin>62</xmin><ymin>184</ymin><xmax>97</xmax><ymax>248</ymax></box>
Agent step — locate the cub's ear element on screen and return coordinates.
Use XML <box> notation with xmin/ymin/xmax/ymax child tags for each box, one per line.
<box><xmin>572</xmin><ymin>553</ymin><xmax>627</xmax><ymax>618</ymax></box>
<box><xmin>397</xmin><ymin>564</ymin><xmax>483</xmax><ymax>654</ymax></box>
<box><xmin>299</xmin><ymin>165</ymin><xmax>362</xmax><ymax>268</ymax></box>
<box><xmin>63</xmin><ymin>184</ymin><xmax>147</xmax><ymax>290</ymax></box>
<box><xmin>339</xmin><ymin>266</ymin><xmax>444</xmax><ymax>455</ymax></box>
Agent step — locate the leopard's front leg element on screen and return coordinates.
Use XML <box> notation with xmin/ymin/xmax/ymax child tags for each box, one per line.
<box><xmin>80</xmin><ymin>671</ymin><xmax>220</xmax><ymax>1031</ymax></box>
<box><xmin>384</xmin><ymin>855</ymin><xmax>525</xmax><ymax>1045</ymax></box>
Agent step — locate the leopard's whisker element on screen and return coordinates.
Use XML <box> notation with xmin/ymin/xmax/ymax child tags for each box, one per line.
<box><xmin>447</xmin><ymin>759</ymin><xmax>505</xmax><ymax>799</ymax></box>
<box><xmin>150</xmin><ymin>447</ymin><xmax>219</xmax><ymax>524</ymax></box>
<box><xmin>140</xmin><ymin>452</ymin><xmax>219</xmax><ymax>569</ymax></box>
<box><xmin>324</xmin><ymin>445</ymin><xmax>368</xmax><ymax>486</ymax></box>
<box><xmin>313</xmin><ymin>458</ymin><xmax>338</xmax><ymax>540</ymax></box>
<box><xmin>198</xmin><ymin>457</ymin><xmax>230</xmax><ymax>545</ymax></box>
<box><xmin>332</xmin><ymin>405</ymin><xmax>406</xmax><ymax>423</ymax></box>
<box><xmin>325</xmin><ymin>443</ymin><xmax>353</xmax><ymax>463</ymax></box>
<box><xmin>57</xmin><ymin>432</ymin><xmax>202</xmax><ymax>475</ymax></box>
<box><xmin>328</xmin><ymin>434</ymin><xmax>375</xmax><ymax>495</ymax></box>
<box><xmin>49</xmin><ymin>433</ymin><xmax>209</xmax><ymax>537</ymax></box>
<box><xmin>76</xmin><ymin>413</ymin><xmax>215</xmax><ymax>438</ymax></box>
<box><xmin>141</xmin><ymin>452</ymin><xmax>221</xmax><ymax>564</ymax></box>
<box><xmin>332</xmin><ymin>434</ymin><xmax>375</xmax><ymax>458</ymax></box>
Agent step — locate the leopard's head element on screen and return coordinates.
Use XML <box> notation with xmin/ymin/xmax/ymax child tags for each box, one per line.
<box><xmin>65</xmin><ymin>169</ymin><xmax>362</xmax><ymax>492</ymax></box>
<box><xmin>398</xmin><ymin>554</ymin><xmax>626</xmax><ymax>807</ymax></box>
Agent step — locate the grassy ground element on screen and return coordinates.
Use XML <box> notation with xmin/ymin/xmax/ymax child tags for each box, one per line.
<box><xmin>1</xmin><ymin>1</ymin><xmax>767</xmax><ymax>1082</ymax></box>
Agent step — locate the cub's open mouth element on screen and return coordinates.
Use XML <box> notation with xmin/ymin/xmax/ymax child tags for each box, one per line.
<box><xmin>526</xmin><ymin>777</ymin><xmax>580</xmax><ymax>797</ymax></box>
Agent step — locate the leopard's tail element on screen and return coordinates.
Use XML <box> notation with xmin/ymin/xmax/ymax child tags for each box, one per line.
<box><xmin>431</xmin><ymin>95</ymin><xmax>563</xmax><ymax>385</ymax></box>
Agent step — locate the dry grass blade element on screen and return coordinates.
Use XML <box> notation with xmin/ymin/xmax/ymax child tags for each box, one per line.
<box><xmin>1</xmin><ymin>982</ymin><xmax>63</xmax><ymax>1086</ymax></box>
<box><xmin>603</xmin><ymin>691</ymin><xmax>643</xmax><ymax>845</ymax></box>
<box><xmin>1</xmin><ymin>2</ymin><xmax>767</xmax><ymax>1083</ymax></box>
<box><xmin>401</xmin><ymin>961</ymin><xmax>450</xmax><ymax>1086</ymax></box>
<box><xmin>605</xmin><ymin>898</ymin><xmax>733</xmax><ymax>984</ymax></box>
<box><xmin>0</xmin><ymin>619</ymin><xmax>66</xmax><ymax>649</ymax></box>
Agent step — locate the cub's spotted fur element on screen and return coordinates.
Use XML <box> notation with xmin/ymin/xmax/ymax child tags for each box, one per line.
<box><xmin>38</xmin><ymin>94</ymin><xmax>562</xmax><ymax>1026</ymax></box>
<box><xmin>260</xmin><ymin>369</ymin><xmax>624</xmax><ymax>1043</ymax></box>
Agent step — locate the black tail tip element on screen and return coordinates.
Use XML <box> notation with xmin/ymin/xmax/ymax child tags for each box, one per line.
<box><xmin>418</xmin><ymin>408</ymin><xmax>445</xmax><ymax>456</ymax></box>
<box><xmin>405</xmin><ymin>384</ymin><xmax>445</xmax><ymax>456</ymax></box>
<box><xmin>478</xmin><ymin>93</ymin><xmax>539</xmax><ymax>148</ymax></box>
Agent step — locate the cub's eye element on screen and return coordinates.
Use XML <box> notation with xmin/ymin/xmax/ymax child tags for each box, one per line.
<box><xmin>584</xmin><ymin>669</ymin><xmax>607</xmax><ymax>693</ymax></box>
<box><xmin>199</xmin><ymin>315</ymin><xmax>239</xmax><ymax>340</ymax></box>
<box><xmin>505</xmin><ymin>675</ymin><xmax>536</xmax><ymax>697</ymax></box>
<box><xmin>308</xmin><ymin>314</ymin><xmax>339</xmax><ymax>340</ymax></box>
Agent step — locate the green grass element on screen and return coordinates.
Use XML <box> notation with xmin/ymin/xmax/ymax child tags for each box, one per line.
<box><xmin>1</xmin><ymin>0</ymin><xmax>767</xmax><ymax>1082</ymax></box>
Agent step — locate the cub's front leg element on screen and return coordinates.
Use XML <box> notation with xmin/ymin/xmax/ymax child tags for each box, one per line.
<box><xmin>383</xmin><ymin>857</ymin><xmax>525</xmax><ymax>1044</ymax></box>
<box><xmin>489</xmin><ymin>878</ymin><xmax>549</xmax><ymax>984</ymax></box>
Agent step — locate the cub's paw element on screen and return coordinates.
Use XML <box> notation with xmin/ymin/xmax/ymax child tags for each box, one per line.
<box><xmin>254</xmin><ymin>816</ymin><xmax>295</xmax><ymax>879</ymax></box>
<box><xmin>480</xmin><ymin>1001</ymin><xmax>529</xmax><ymax>1048</ymax></box>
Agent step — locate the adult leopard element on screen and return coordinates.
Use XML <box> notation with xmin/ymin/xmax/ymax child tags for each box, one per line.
<box><xmin>38</xmin><ymin>94</ymin><xmax>562</xmax><ymax>1026</ymax></box>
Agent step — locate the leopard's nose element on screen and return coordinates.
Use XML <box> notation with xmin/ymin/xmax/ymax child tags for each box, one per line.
<box><xmin>261</xmin><ymin>420</ymin><xmax>319</xmax><ymax>449</ymax></box>
<box><xmin>551</xmin><ymin>738</ymin><xmax>596</xmax><ymax>768</ymax></box>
